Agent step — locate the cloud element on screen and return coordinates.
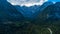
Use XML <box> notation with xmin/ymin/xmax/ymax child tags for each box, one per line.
<box><xmin>7</xmin><ymin>0</ymin><xmax>48</xmax><ymax>7</ymax></box>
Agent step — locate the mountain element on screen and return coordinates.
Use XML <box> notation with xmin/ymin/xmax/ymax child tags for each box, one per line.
<box><xmin>55</xmin><ymin>2</ymin><xmax>60</xmax><ymax>6</ymax></box>
<box><xmin>14</xmin><ymin>2</ymin><xmax>53</xmax><ymax>19</ymax></box>
<box><xmin>0</xmin><ymin>0</ymin><xmax>24</xmax><ymax>23</ymax></box>
<box><xmin>34</xmin><ymin>2</ymin><xmax>54</xmax><ymax>19</ymax></box>
<box><xmin>37</xmin><ymin>2</ymin><xmax>60</xmax><ymax>25</ymax></box>
<box><xmin>14</xmin><ymin>5</ymin><xmax>40</xmax><ymax>19</ymax></box>
<box><xmin>40</xmin><ymin>2</ymin><xmax>60</xmax><ymax>19</ymax></box>
<box><xmin>39</xmin><ymin>1</ymin><xmax>53</xmax><ymax>11</ymax></box>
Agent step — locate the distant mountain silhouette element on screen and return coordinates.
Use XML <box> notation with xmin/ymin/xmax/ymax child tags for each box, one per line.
<box><xmin>0</xmin><ymin>0</ymin><xmax>24</xmax><ymax>23</ymax></box>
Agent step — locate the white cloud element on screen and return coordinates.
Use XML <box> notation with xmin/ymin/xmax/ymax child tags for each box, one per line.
<box><xmin>7</xmin><ymin>0</ymin><xmax>48</xmax><ymax>7</ymax></box>
<box><xmin>52</xmin><ymin>1</ymin><xmax>56</xmax><ymax>4</ymax></box>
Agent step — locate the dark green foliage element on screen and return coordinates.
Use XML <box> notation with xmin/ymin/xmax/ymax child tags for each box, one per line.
<box><xmin>0</xmin><ymin>0</ymin><xmax>60</xmax><ymax>34</ymax></box>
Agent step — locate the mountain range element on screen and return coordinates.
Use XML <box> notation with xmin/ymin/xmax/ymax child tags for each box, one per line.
<box><xmin>0</xmin><ymin>0</ymin><xmax>60</xmax><ymax>25</ymax></box>
<box><xmin>0</xmin><ymin>0</ymin><xmax>24</xmax><ymax>23</ymax></box>
<box><xmin>37</xmin><ymin>2</ymin><xmax>60</xmax><ymax>25</ymax></box>
<box><xmin>14</xmin><ymin>1</ymin><xmax>53</xmax><ymax>19</ymax></box>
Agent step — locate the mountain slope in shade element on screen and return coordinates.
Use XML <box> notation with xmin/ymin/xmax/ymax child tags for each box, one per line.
<box><xmin>37</xmin><ymin>2</ymin><xmax>60</xmax><ymax>25</ymax></box>
<box><xmin>40</xmin><ymin>2</ymin><xmax>60</xmax><ymax>19</ymax></box>
<box><xmin>0</xmin><ymin>0</ymin><xmax>24</xmax><ymax>23</ymax></box>
<box><xmin>14</xmin><ymin>5</ymin><xmax>40</xmax><ymax>19</ymax></box>
<box><xmin>14</xmin><ymin>2</ymin><xmax>53</xmax><ymax>19</ymax></box>
<box><xmin>34</xmin><ymin>2</ymin><xmax>54</xmax><ymax>18</ymax></box>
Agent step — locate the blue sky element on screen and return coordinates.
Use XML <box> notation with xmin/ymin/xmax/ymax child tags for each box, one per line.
<box><xmin>48</xmin><ymin>0</ymin><xmax>60</xmax><ymax>2</ymax></box>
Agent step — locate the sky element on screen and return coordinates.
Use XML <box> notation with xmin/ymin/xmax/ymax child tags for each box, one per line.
<box><xmin>7</xmin><ymin>0</ymin><xmax>60</xmax><ymax>7</ymax></box>
<box><xmin>48</xmin><ymin>0</ymin><xmax>60</xmax><ymax>2</ymax></box>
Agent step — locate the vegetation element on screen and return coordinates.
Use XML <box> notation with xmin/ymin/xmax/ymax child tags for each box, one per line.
<box><xmin>0</xmin><ymin>0</ymin><xmax>60</xmax><ymax>34</ymax></box>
